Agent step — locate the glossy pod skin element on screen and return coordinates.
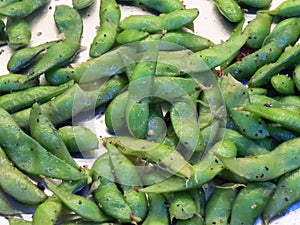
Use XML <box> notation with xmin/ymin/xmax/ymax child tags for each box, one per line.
<box><xmin>220</xmin><ymin>137</ymin><xmax>300</xmax><ymax>181</ymax></box>
<box><xmin>243</xmin><ymin>13</ymin><xmax>272</xmax><ymax>49</ymax></box>
<box><xmin>140</xmin><ymin>139</ymin><xmax>237</xmax><ymax>193</ymax></box>
<box><xmin>44</xmin><ymin>178</ymin><xmax>111</xmax><ymax>223</ymax></box>
<box><xmin>263</xmin><ymin>168</ymin><xmax>300</xmax><ymax>224</ymax></box>
<box><xmin>260</xmin><ymin>0</ymin><xmax>300</xmax><ymax>17</ymax></box>
<box><xmin>0</xmin><ymin>0</ymin><xmax>48</xmax><ymax>18</ymax></box>
<box><xmin>137</xmin><ymin>0</ymin><xmax>184</xmax><ymax>13</ymax></box>
<box><xmin>72</xmin><ymin>0</ymin><xmax>94</xmax><ymax>10</ymax></box>
<box><xmin>249</xmin><ymin>44</ymin><xmax>300</xmax><ymax>87</ymax></box>
<box><xmin>0</xmin><ymin>74</ymin><xmax>37</xmax><ymax>92</ymax></box>
<box><xmin>204</xmin><ymin>183</ymin><xmax>238</xmax><ymax>225</ymax></box>
<box><xmin>119</xmin><ymin>8</ymin><xmax>199</xmax><ymax>33</ymax></box>
<box><xmin>0</xmin><ymin>81</ymin><xmax>72</xmax><ymax>113</ymax></box>
<box><xmin>104</xmin><ymin>136</ymin><xmax>195</xmax><ymax>180</ymax></box>
<box><xmin>239</xmin><ymin>0</ymin><xmax>272</xmax><ymax>8</ymax></box>
<box><xmin>0</xmin><ymin>147</ymin><xmax>47</xmax><ymax>205</ymax></box>
<box><xmin>116</xmin><ymin>29</ymin><xmax>149</xmax><ymax>44</ymax></box>
<box><xmin>89</xmin><ymin>0</ymin><xmax>120</xmax><ymax>57</ymax></box>
<box><xmin>7</xmin><ymin>41</ymin><xmax>57</xmax><ymax>73</ymax></box>
<box><xmin>230</xmin><ymin>182</ymin><xmax>276</xmax><ymax>225</ymax></box>
<box><xmin>0</xmin><ymin>107</ymin><xmax>86</xmax><ymax>180</ymax></box>
<box><xmin>213</xmin><ymin>0</ymin><xmax>244</xmax><ymax>23</ymax></box>
<box><xmin>271</xmin><ymin>74</ymin><xmax>295</xmax><ymax>95</ymax></box>
<box><xmin>6</xmin><ymin>18</ymin><xmax>31</xmax><ymax>50</ymax></box>
<box><xmin>142</xmin><ymin>193</ymin><xmax>169</xmax><ymax>225</ymax></box>
<box><xmin>29</xmin><ymin>103</ymin><xmax>78</xmax><ymax>168</ymax></box>
<box><xmin>58</xmin><ymin>126</ymin><xmax>99</xmax><ymax>152</ymax></box>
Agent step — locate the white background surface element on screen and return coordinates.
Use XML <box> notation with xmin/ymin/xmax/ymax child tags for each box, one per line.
<box><xmin>0</xmin><ymin>0</ymin><xmax>299</xmax><ymax>224</ymax></box>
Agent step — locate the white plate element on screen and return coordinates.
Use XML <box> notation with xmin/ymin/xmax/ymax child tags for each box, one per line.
<box><xmin>0</xmin><ymin>0</ymin><xmax>299</xmax><ymax>224</ymax></box>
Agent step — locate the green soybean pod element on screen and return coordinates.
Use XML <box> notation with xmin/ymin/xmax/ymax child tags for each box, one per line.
<box><xmin>170</xmin><ymin>96</ymin><xmax>204</xmax><ymax>154</ymax></box>
<box><xmin>72</xmin><ymin>0</ymin><xmax>94</xmax><ymax>10</ymax></box>
<box><xmin>0</xmin><ymin>19</ymin><xmax>6</xmax><ymax>46</ymax></box>
<box><xmin>7</xmin><ymin>41</ymin><xmax>57</xmax><ymax>73</ymax></box>
<box><xmin>220</xmin><ymin>137</ymin><xmax>300</xmax><ymax>181</ymax></box>
<box><xmin>0</xmin><ymin>81</ymin><xmax>72</xmax><ymax>113</ymax></box>
<box><xmin>0</xmin><ymin>190</ymin><xmax>21</xmax><ymax>216</ymax></box>
<box><xmin>239</xmin><ymin>105</ymin><xmax>300</xmax><ymax>133</ymax></box>
<box><xmin>213</xmin><ymin>0</ymin><xmax>244</xmax><ymax>23</ymax></box>
<box><xmin>61</xmin><ymin>221</ymin><xmax>115</xmax><ymax>225</ymax></box>
<box><xmin>263</xmin><ymin>168</ymin><xmax>300</xmax><ymax>224</ymax></box>
<box><xmin>29</xmin><ymin>103</ymin><xmax>78</xmax><ymax>168</ymax></box>
<box><xmin>230</xmin><ymin>182</ymin><xmax>276</xmax><ymax>225</ymax></box>
<box><xmin>142</xmin><ymin>193</ymin><xmax>169</xmax><ymax>225</ymax></box>
<box><xmin>0</xmin><ymin>146</ymin><xmax>47</xmax><ymax>205</ymax></box>
<box><xmin>0</xmin><ymin>74</ymin><xmax>37</xmax><ymax>92</ymax></box>
<box><xmin>249</xmin><ymin>44</ymin><xmax>300</xmax><ymax>87</ymax></box>
<box><xmin>0</xmin><ymin>0</ymin><xmax>48</xmax><ymax>17</ymax></box>
<box><xmin>260</xmin><ymin>0</ymin><xmax>300</xmax><ymax>17</ymax></box>
<box><xmin>26</xmin><ymin>40</ymin><xmax>79</xmax><ymax>81</ymax></box>
<box><xmin>176</xmin><ymin>215</ymin><xmax>204</xmax><ymax>225</ymax></box>
<box><xmin>267</xmin><ymin>123</ymin><xmax>297</xmax><ymax>142</ymax></box>
<box><xmin>0</xmin><ymin>0</ymin><xmax>20</xmax><ymax>8</ymax></box>
<box><xmin>58</xmin><ymin>126</ymin><xmax>99</xmax><ymax>152</ymax></box>
<box><xmin>6</xmin><ymin>17</ymin><xmax>31</xmax><ymax>49</ymax></box>
<box><xmin>8</xmin><ymin>217</ymin><xmax>32</xmax><ymax>225</ymax></box>
<box><xmin>140</xmin><ymin>139</ymin><xmax>237</xmax><ymax>193</ymax></box>
<box><xmin>205</xmin><ymin>183</ymin><xmax>238</xmax><ymax>225</ymax></box>
<box><xmin>244</xmin><ymin>13</ymin><xmax>272</xmax><ymax>49</ymax></box>
<box><xmin>157</xmin><ymin>31</ymin><xmax>215</xmax><ymax>52</ymax></box>
<box><xmin>45</xmin><ymin>67</ymin><xmax>76</xmax><ymax>85</ymax></box>
<box><xmin>0</xmin><ymin>107</ymin><xmax>86</xmax><ymax>181</ymax></box>
<box><xmin>89</xmin><ymin>0</ymin><xmax>120</xmax><ymax>57</ymax></box>
<box><xmin>262</xmin><ymin>17</ymin><xmax>300</xmax><ymax>48</ymax></box>
<box><xmin>164</xmin><ymin>191</ymin><xmax>198</xmax><ymax>221</ymax></box>
<box><xmin>138</xmin><ymin>0</ymin><xmax>184</xmax><ymax>13</ymax></box>
<box><xmin>54</xmin><ymin>4</ymin><xmax>83</xmax><ymax>44</ymax></box>
<box><xmin>293</xmin><ymin>63</ymin><xmax>300</xmax><ymax>91</ymax></box>
<box><xmin>104</xmin><ymin>136</ymin><xmax>195</xmax><ymax>180</ymax></box>
<box><xmin>43</xmin><ymin>178</ymin><xmax>111</xmax><ymax>223</ymax></box>
<box><xmin>91</xmin><ymin>152</ymin><xmax>115</xmax><ymax>182</ymax></box>
<box><xmin>94</xmin><ymin>177</ymin><xmax>139</xmax><ymax>223</ymax></box>
<box><xmin>146</xmin><ymin>104</ymin><xmax>165</xmax><ymax>143</ymax></box>
<box><xmin>248</xmin><ymin>87</ymin><xmax>268</xmax><ymax>96</ymax></box>
<box><xmin>116</xmin><ymin>29</ymin><xmax>149</xmax><ymax>44</ymax></box>
<box><xmin>271</xmin><ymin>74</ymin><xmax>295</xmax><ymax>95</ymax></box>
<box><xmin>239</xmin><ymin>0</ymin><xmax>272</xmax><ymax>8</ymax></box>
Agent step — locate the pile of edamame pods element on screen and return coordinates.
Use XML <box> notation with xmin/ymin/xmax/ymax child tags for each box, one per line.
<box><xmin>0</xmin><ymin>0</ymin><xmax>299</xmax><ymax>224</ymax></box>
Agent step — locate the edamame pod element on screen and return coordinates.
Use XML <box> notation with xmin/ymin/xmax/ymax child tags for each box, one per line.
<box><xmin>263</xmin><ymin>168</ymin><xmax>300</xmax><ymax>224</ymax></box>
<box><xmin>0</xmin><ymin>19</ymin><xmax>6</xmax><ymax>46</ymax></box>
<box><xmin>94</xmin><ymin>177</ymin><xmax>139</xmax><ymax>223</ymax></box>
<box><xmin>58</xmin><ymin>126</ymin><xmax>99</xmax><ymax>152</ymax></box>
<box><xmin>230</xmin><ymin>182</ymin><xmax>276</xmax><ymax>225</ymax></box>
<box><xmin>138</xmin><ymin>0</ymin><xmax>184</xmax><ymax>13</ymax></box>
<box><xmin>54</xmin><ymin>4</ymin><xmax>83</xmax><ymax>44</ymax></box>
<box><xmin>6</xmin><ymin>18</ymin><xmax>31</xmax><ymax>49</ymax></box>
<box><xmin>119</xmin><ymin>8</ymin><xmax>199</xmax><ymax>33</ymax></box>
<box><xmin>44</xmin><ymin>178</ymin><xmax>111</xmax><ymax>223</ymax></box>
<box><xmin>220</xmin><ymin>137</ymin><xmax>300</xmax><ymax>181</ymax></box>
<box><xmin>91</xmin><ymin>152</ymin><xmax>115</xmax><ymax>182</ymax></box>
<box><xmin>164</xmin><ymin>191</ymin><xmax>198</xmax><ymax>221</ymax></box>
<box><xmin>0</xmin><ymin>146</ymin><xmax>47</xmax><ymax>205</ymax></box>
<box><xmin>116</xmin><ymin>29</ymin><xmax>149</xmax><ymax>44</ymax></box>
<box><xmin>0</xmin><ymin>107</ymin><xmax>86</xmax><ymax>180</ymax></box>
<box><xmin>142</xmin><ymin>193</ymin><xmax>169</xmax><ymax>225</ymax></box>
<box><xmin>140</xmin><ymin>139</ymin><xmax>237</xmax><ymax>193</ymax></box>
<box><xmin>0</xmin><ymin>81</ymin><xmax>72</xmax><ymax>113</ymax></box>
<box><xmin>176</xmin><ymin>215</ymin><xmax>204</xmax><ymax>225</ymax></box>
<box><xmin>239</xmin><ymin>105</ymin><xmax>300</xmax><ymax>133</ymax></box>
<box><xmin>271</xmin><ymin>74</ymin><xmax>295</xmax><ymax>95</ymax></box>
<box><xmin>249</xmin><ymin>44</ymin><xmax>300</xmax><ymax>87</ymax></box>
<box><xmin>146</xmin><ymin>104</ymin><xmax>165</xmax><ymax>142</ymax></box>
<box><xmin>0</xmin><ymin>74</ymin><xmax>37</xmax><ymax>92</ymax></box>
<box><xmin>239</xmin><ymin>0</ymin><xmax>272</xmax><ymax>8</ymax></box>
<box><xmin>7</xmin><ymin>41</ymin><xmax>57</xmax><ymax>73</ymax></box>
<box><xmin>72</xmin><ymin>0</ymin><xmax>94</xmax><ymax>10</ymax></box>
<box><xmin>213</xmin><ymin>0</ymin><xmax>244</xmax><ymax>23</ymax></box>
<box><xmin>0</xmin><ymin>0</ymin><xmax>20</xmax><ymax>8</ymax></box>
<box><xmin>104</xmin><ymin>136</ymin><xmax>195</xmax><ymax>179</ymax></box>
<box><xmin>260</xmin><ymin>0</ymin><xmax>300</xmax><ymax>17</ymax></box>
<box><xmin>267</xmin><ymin>123</ymin><xmax>297</xmax><ymax>142</ymax></box>
<box><xmin>89</xmin><ymin>0</ymin><xmax>120</xmax><ymax>57</ymax></box>
<box><xmin>205</xmin><ymin>183</ymin><xmax>238</xmax><ymax>225</ymax></box>
<box><xmin>8</xmin><ymin>217</ymin><xmax>32</xmax><ymax>225</ymax></box>
<box><xmin>29</xmin><ymin>103</ymin><xmax>78</xmax><ymax>168</ymax></box>
<box><xmin>0</xmin><ymin>190</ymin><xmax>21</xmax><ymax>216</ymax></box>
<box><xmin>243</xmin><ymin>13</ymin><xmax>272</xmax><ymax>49</ymax></box>
<box><xmin>0</xmin><ymin>0</ymin><xmax>48</xmax><ymax>17</ymax></box>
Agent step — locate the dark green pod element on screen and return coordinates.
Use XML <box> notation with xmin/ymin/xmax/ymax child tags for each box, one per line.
<box><xmin>6</xmin><ymin>17</ymin><xmax>31</xmax><ymax>49</ymax></box>
<box><xmin>0</xmin><ymin>74</ymin><xmax>37</xmax><ymax>92</ymax></box>
<box><xmin>271</xmin><ymin>74</ymin><xmax>295</xmax><ymax>95</ymax></box>
<box><xmin>260</xmin><ymin>0</ymin><xmax>300</xmax><ymax>17</ymax></box>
